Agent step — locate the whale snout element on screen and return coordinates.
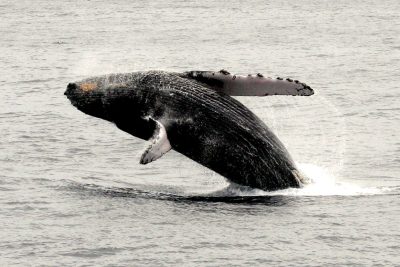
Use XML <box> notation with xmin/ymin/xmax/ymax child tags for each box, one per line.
<box><xmin>65</xmin><ymin>82</ymin><xmax>77</xmax><ymax>96</ymax></box>
<box><xmin>64</xmin><ymin>80</ymin><xmax>105</xmax><ymax>118</ymax></box>
<box><xmin>67</xmin><ymin>82</ymin><xmax>77</xmax><ymax>90</ymax></box>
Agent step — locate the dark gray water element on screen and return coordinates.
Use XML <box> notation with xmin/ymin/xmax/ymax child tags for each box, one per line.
<box><xmin>1</xmin><ymin>0</ymin><xmax>399</xmax><ymax>266</ymax></box>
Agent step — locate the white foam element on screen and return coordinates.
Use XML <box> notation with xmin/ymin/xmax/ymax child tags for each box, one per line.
<box><xmin>271</xmin><ymin>163</ymin><xmax>385</xmax><ymax>196</ymax></box>
<box><xmin>207</xmin><ymin>163</ymin><xmax>389</xmax><ymax>197</ymax></box>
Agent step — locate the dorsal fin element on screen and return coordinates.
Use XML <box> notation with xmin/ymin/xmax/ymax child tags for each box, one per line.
<box><xmin>180</xmin><ymin>70</ymin><xmax>314</xmax><ymax>96</ymax></box>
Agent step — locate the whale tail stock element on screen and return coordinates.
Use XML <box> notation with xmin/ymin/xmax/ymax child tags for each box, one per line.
<box><xmin>179</xmin><ymin>69</ymin><xmax>314</xmax><ymax>97</ymax></box>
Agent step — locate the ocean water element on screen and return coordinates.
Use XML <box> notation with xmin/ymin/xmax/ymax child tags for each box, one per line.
<box><xmin>1</xmin><ymin>0</ymin><xmax>399</xmax><ymax>266</ymax></box>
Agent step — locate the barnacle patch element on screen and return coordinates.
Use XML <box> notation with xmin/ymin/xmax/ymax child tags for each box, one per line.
<box><xmin>80</xmin><ymin>83</ymin><xmax>97</xmax><ymax>92</ymax></box>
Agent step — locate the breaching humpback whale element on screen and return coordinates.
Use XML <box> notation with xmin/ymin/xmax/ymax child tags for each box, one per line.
<box><xmin>65</xmin><ymin>70</ymin><xmax>314</xmax><ymax>191</ymax></box>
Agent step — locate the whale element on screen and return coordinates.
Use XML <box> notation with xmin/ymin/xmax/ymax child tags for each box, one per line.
<box><xmin>65</xmin><ymin>70</ymin><xmax>313</xmax><ymax>191</ymax></box>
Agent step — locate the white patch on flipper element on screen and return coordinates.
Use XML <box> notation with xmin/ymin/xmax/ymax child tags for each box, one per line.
<box><xmin>222</xmin><ymin>74</ymin><xmax>314</xmax><ymax>96</ymax></box>
<box><xmin>184</xmin><ymin>70</ymin><xmax>314</xmax><ymax>96</ymax></box>
<box><xmin>140</xmin><ymin>119</ymin><xmax>172</xmax><ymax>164</ymax></box>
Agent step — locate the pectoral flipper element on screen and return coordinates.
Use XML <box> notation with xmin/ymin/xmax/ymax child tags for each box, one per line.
<box><xmin>180</xmin><ymin>70</ymin><xmax>314</xmax><ymax>96</ymax></box>
<box><xmin>140</xmin><ymin>118</ymin><xmax>172</xmax><ymax>164</ymax></box>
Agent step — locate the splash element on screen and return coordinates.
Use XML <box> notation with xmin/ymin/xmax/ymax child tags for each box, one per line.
<box><xmin>276</xmin><ymin>163</ymin><xmax>386</xmax><ymax>196</ymax></box>
<box><xmin>207</xmin><ymin>163</ymin><xmax>388</xmax><ymax>197</ymax></box>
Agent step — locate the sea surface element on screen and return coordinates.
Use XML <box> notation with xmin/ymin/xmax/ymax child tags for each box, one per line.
<box><xmin>1</xmin><ymin>0</ymin><xmax>399</xmax><ymax>266</ymax></box>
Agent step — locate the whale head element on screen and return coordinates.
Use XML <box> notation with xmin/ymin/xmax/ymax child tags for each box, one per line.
<box><xmin>65</xmin><ymin>73</ymin><xmax>157</xmax><ymax>141</ymax></box>
<box><xmin>65</xmin><ymin>72</ymin><xmax>161</xmax><ymax>120</ymax></box>
<box><xmin>64</xmin><ymin>81</ymin><xmax>107</xmax><ymax>119</ymax></box>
